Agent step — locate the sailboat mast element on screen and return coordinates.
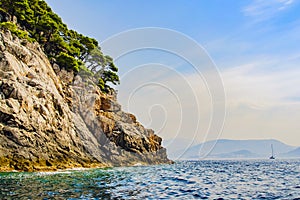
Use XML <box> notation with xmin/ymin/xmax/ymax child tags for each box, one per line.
<box><xmin>271</xmin><ymin>144</ymin><xmax>274</xmax><ymax>157</ymax></box>
<box><xmin>269</xmin><ymin>144</ymin><xmax>275</xmax><ymax>159</ymax></box>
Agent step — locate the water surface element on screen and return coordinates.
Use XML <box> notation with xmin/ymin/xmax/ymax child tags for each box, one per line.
<box><xmin>1</xmin><ymin>160</ymin><xmax>300</xmax><ymax>199</ymax></box>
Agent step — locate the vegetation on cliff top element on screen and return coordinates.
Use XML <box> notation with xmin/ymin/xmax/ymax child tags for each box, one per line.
<box><xmin>0</xmin><ymin>0</ymin><xmax>119</xmax><ymax>92</ymax></box>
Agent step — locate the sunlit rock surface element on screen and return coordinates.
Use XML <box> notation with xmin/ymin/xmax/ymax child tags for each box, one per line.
<box><xmin>0</xmin><ymin>30</ymin><xmax>171</xmax><ymax>171</ymax></box>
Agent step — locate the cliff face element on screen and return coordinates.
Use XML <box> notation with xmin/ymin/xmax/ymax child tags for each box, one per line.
<box><xmin>0</xmin><ymin>30</ymin><xmax>171</xmax><ymax>171</ymax></box>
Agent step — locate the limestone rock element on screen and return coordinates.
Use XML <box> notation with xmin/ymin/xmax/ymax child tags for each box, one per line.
<box><xmin>0</xmin><ymin>30</ymin><xmax>172</xmax><ymax>171</ymax></box>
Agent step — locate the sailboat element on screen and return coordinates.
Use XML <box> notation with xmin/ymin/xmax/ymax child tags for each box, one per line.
<box><xmin>269</xmin><ymin>144</ymin><xmax>275</xmax><ymax>159</ymax></box>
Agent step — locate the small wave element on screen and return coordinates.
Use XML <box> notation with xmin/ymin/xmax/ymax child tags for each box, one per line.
<box><xmin>37</xmin><ymin>171</ymin><xmax>72</xmax><ymax>176</ymax></box>
<box><xmin>133</xmin><ymin>163</ymin><xmax>143</xmax><ymax>166</ymax></box>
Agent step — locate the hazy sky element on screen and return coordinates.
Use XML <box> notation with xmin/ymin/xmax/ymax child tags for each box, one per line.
<box><xmin>46</xmin><ymin>0</ymin><xmax>300</xmax><ymax>146</ymax></box>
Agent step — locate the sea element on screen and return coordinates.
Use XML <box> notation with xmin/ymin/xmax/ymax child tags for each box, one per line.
<box><xmin>0</xmin><ymin>159</ymin><xmax>300</xmax><ymax>199</ymax></box>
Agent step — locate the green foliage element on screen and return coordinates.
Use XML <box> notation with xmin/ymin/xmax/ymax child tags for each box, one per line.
<box><xmin>0</xmin><ymin>22</ymin><xmax>34</xmax><ymax>42</ymax></box>
<box><xmin>97</xmin><ymin>78</ymin><xmax>105</xmax><ymax>91</ymax></box>
<box><xmin>85</xmin><ymin>47</ymin><xmax>120</xmax><ymax>91</ymax></box>
<box><xmin>102</xmin><ymin>70</ymin><xmax>120</xmax><ymax>85</ymax></box>
<box><xmin>0</xmin><ymin>0</ymin><xmax>120</xmax><ymax>92</ymax></box>
<box><xmin>56</xmin><ymin>52</ymin><xmax>79</xmax><ymax>72</ymax></box>
<box><xmin>79</xmin><ymin>65</ymin><xmax>93</xmax><ymax>77</ymax></box>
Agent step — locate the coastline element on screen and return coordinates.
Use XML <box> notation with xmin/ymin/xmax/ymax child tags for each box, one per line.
<box><xmin>0</xmin><ymin>161</ymin><xmax>172</xmax><ymax>173</ymax></box>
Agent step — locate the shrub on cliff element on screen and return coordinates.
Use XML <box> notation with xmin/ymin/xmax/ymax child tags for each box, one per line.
<box><xmin>0</xmin><ymin>22</ymin><xmax>34</xmax><ymax>42</ymax></box>
<box><xmin>56</xmin><ymin>52</ymin><xmax>80</xmax><ymax>72</ymax></box>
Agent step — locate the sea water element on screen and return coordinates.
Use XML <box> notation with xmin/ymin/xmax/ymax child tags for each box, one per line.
<box><xmin>0</xmin><ymin>159</ymin><xmax>299</xmax><ymax>199</ymax></box>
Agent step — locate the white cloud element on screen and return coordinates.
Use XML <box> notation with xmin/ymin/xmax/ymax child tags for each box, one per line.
<box><xmin>222</xmin><ymin>61</ymin><xmax>300</xmax><ymax>108</ymax></box>
<box><xmin>242</xmin><ymin>0</ymin><xmax>296</xmax><ymax>21</ymax></box>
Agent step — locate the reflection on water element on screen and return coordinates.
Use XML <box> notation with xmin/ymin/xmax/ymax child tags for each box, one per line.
<box><xmin>1</xmin><ymin>160</ymin><xmax>300</xmax><ymax>199</ymax></box>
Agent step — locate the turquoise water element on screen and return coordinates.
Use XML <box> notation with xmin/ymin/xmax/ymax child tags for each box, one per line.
<box><xmin>1</xmin><ymin>160</ymin><xmax>300</xmax><ymax>199</ymax></box>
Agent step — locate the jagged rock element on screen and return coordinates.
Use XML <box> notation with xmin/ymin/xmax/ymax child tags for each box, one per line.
<box><xmin>0</xmin><ymin>30</ymin><xmax>172</xmax><ymax>171</ymax></box>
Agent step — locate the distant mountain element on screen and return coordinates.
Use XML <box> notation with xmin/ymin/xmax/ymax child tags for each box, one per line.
<box><xmin>211</xmin><ymin>150</ymin><xmax>260</xmax><ymax>159</ymax></box>
<box><xmin>282</xmin><ymin>147</ymin><xmax>300</xmax><ymax>158</ymax></box>
<box><xmin>170</xmin><ymin>139</ymin><xmax>296</xmax><ymax>160</ymax></box>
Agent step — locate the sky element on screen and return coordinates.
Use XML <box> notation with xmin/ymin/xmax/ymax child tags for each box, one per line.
<box><xmin>46</xmin><ymin>0</ymin><xmax>300</xmax><ymax>147</ymax></box>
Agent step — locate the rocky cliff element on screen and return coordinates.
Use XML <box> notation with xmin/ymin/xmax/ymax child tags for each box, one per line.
<box><xmin>0</xmin><ymin>30</ymin><xmax>171</xmax><ymax>171</ymax></box>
